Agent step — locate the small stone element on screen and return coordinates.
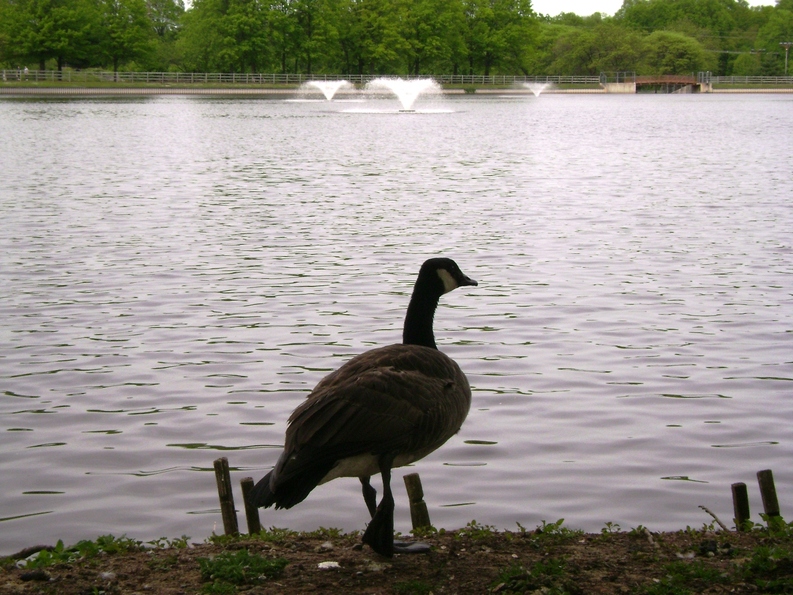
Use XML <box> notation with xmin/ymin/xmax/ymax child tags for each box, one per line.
<box><xmin>318</xmin><ymin>561</ymin><xmax>340</xmax><ymax>570</ymax></box>
<box><xmin>315</xmin><ymin>541</ymin><xmax>335</xmax><ymax>552</ymax></box>
<box><xmin>100</xmin><ymin>571</ymin><xmax>116</xmax><ymax>581</ymax></box>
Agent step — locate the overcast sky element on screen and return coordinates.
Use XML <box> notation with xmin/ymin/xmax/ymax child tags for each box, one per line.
<box><xmin>532</xmin><ymin>0</ymin><xmax>776</xmax><ymax>17</ymax></box>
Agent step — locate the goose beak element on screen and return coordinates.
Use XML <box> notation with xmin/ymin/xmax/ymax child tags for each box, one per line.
<box><xmin>460</xmin><ymin>275</ymin><xmax>478</xmax><ymax>287</ymax></box>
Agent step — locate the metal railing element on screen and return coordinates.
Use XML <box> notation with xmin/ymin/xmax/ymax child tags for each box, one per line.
<box><xmin>4</xmin><ymin>69</ymin><xmax>792</xmax><ymax>87</ymax></box>
<box><xmin>711</xmin><ymin>75</ymin><xmax>793</xmax><ymax>85</ymax></box>
<box><xmin>1</xmin><ymin>69</ymin><xmax>602</xmax><ymax>86</ymax></box>
<box><xmin>600</xmin><ymin>71</ymin><xmax>793</xmax><ymax>86</ymax></box>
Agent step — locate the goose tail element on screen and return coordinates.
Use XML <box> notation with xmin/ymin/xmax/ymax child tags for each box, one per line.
<box><xmin>248</xmin><ymin>471</ymin><xmax>277</xmax><ymax>509</ymax></box>
<box><xmin>248</xmin><ymin>461</ymin><xmax>333</xmax><ymax>509</ymax></box>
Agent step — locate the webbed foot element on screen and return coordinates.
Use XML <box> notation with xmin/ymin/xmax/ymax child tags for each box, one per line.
<box><xmin>393</xmin><ymin>540</ymin><xmax>431</xmax><ymax>554</ymax></box>
<box><xmin>362</xmin><ymin>494</ymin><xmax>395</xmax><ymax>557</ymax></box>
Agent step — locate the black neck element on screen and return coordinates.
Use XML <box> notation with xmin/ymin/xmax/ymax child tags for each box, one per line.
<box><xmin>402</xmin><ymin>292</ymin><xmax>440</xmax><ymax>349</ymax></box>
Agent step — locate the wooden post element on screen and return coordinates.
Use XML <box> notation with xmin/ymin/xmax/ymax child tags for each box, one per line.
<box><xmin>213</xmin><ymin>457</ymin><xmax>238</xmax><ymax>536</ymax></box>
<box><xmin>403</xmin><ymin>473</ymin><xmax>431</xmax><ymax>530</ymax></box>
<box><xmin>757</xmin><ymin>469</ymin><xmax>781</xmax><ymax>518</ymax></box>
<box><xmin>731</xmin><ymin>482</ymin><xmax>751</xmax><ymax>531</ymax></box>
<box><xmin>240</xmin><ymin>477</ymin><xmax>262</xmax><ymax>535</ymax></box>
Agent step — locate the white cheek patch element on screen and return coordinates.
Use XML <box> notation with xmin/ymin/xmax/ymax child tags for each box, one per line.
<box><xmin>437</xmin><ymin>268</ymin><xmax>458</xmax><ymax>294</ymax></box>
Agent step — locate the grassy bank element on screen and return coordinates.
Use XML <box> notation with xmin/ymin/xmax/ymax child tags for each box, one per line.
<box><xmin>3</xmin><ymin>518</ymin><xmax>792</xmax><ymax>594</ymax></box>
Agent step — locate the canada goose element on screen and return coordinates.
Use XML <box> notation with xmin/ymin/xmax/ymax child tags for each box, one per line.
<box><xmin>249</xmin><ymin>257</ymin><xmax>477</xmax><ymax>556</ymax></box>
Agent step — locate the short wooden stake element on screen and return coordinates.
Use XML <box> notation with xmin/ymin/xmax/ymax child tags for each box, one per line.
<box><xmin>757</xmin><ymin>469</ymin><xmax>781</xmax><ymax>518</ymax></box>
<box><xmin>403</xmin><ymin>473</ymin><xmax>431</xmax><ymax>530</ymax></box>
<box><xmin>213</xmin><ymin>457</ymin><xmax>238</xmax><ymax>536</ymax></box>
<box><xmin>731</xmin><ymin>482</ymin><xmax>751</xmax><ymax>531</ymax></box>
<box><xmin>240</xmin><ymin>477</ymin><xmax>262</xmax><ymax>535</ymax></box>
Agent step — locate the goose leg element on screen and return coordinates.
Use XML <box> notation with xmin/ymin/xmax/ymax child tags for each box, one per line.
<box><xmin>360</xmin><ymin>476</ymin><xmax>377</xmax><ymax>518</ymax></box>
<box><xmin>361</xmin><ymin>455</ymin><xmax>431</xmax><ymax>556</ymax></box>
<box><xmin>362</xmin><ymin>455</ymin><xmax>396</xmax><ymax>557</ymax></box>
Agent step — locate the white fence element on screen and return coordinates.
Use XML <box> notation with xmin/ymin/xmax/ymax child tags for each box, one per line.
<box><xmin>711</xmin><ymin>75</ymin><xmax>793</xmax><ymax>85</ymax></box>
<box><xmin>1</xmin><ymin>69</ymin><xmax>602</xmax><ymax>86</ymax></box>
<box><xmin>3</xmin><ymin>69</ymin><xmax>792</xmax><ymax>86</ymax></box>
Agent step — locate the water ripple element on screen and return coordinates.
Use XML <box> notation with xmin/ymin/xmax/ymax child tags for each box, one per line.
<box><xmin>1</xmin><ymin>94</ymin><xmax>791</xmax><ymax>553</ymax></box>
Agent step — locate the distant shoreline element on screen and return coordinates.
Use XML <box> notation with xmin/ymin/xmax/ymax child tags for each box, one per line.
<box><xmin>2</xmin><ymin>85</ymin><xmax>792</xmax><ymax>97</ymax></box>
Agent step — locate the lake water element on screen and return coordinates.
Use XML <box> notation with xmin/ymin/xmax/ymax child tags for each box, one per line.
<box><xmin>1</xmin><ymin>91</ymin><xmax>792</xmax><ymax>555</ymax></box>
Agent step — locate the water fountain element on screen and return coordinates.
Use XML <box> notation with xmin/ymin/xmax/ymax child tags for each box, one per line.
<box><xmin>300</xmin><ymin>79</ymin><xmax>352</xmax><ymax>101</ymax></box>
<box><xmin>524</xmin><ymin>82</ymin><xmax>551</xmax><ymax>97</ymax></box>
<box><xmin>365</xmin><ymin>77</ymin><xmax>441</xmax><ymax>112</ymax></box>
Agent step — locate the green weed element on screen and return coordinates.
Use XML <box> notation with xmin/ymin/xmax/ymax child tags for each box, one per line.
<box><xmin>147</xmin><ymin>553</ymin><xmax>179</xmax><ymax>571</ymax></box>
<box><xmin>304</xmin><ymin>526</ymin><xmax>345</xmax><ymax>539</ymax></box>
<box><xmin>206</xmin><ymin>526</ymin><xmax>299</xmax><ymax>546</ymax></box>
<box><xmin>762</xmin><ymin>514</ymin><xmax>793</xmax><ymax>538</ymax></box>
<box><xmin>22</xmin><ymin>535</ymin><xmax>142</xmax><ymax>568</ymax></box>
<box><xmin>601</xmin><ymin>521</ymin><xmax>621</xmax><ymax>534</ymax></box>
<box><xmin>457</xmin><ymin>520</ymin><xmax>497</xmax><ymax>540</ymax></box>
<box><xmin>516</xmin><ymin>518</ymin><xmax>583</xmax><ymax>546</ymax></box>
<box><xmin>629</xmin><ymin>525</ymin><xmax>648</xmax><ymax>536</ymax></box>
<box><xmin>147</xmin><ymin>535</ymin><xmax>190</xmax><ymax>549</ymax></box>
<box><xmin>492</xmin><ymin>558</ymin><xmax>578</xmax><ymax>594</ymax></box>
<box><xmin>640</xmin><ymin>560</ymin><xmax>729</xmax><ymax>595</ymax></box>
<box><xmin>198</xmin><ymin>549</ymin><xmax>287</xmax><ymax>593</ymax></box>
<box><xmin>740</xmin><ymin>544</ymin><xmax>793</xmax><ymax>593</ymax></box>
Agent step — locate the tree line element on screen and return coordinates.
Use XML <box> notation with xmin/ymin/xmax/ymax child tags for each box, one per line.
<box><xmin>1</xmin><ymin>0</ymin><xmax>792</xmax><ymax>76</ymax></box>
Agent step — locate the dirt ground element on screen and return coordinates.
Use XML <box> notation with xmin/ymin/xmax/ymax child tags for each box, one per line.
<box><xmin>1</xmin><ymin>525</ymin><xmax>791</xmax><ymax>594</ymax></box>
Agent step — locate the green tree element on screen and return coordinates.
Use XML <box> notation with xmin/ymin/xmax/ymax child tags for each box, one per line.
<box><xmin>397</xmin><ymin>0</ymin><xmax>466</xmax><ymax>74</ymax></box>
<box><xmin>370</xmin><ymin>0</ymin><xmax>410</xmax><ymax>73</ymax></box>
<box><xmin>593</xmin><ymin>23</ymin><xmax>645</xmax><ymax>72</ymax></box>
<box><xmin>755</xmin><ymin>8</ymin><xmax>793</xmax><ymax>73</ymax></box>
<box><xmin>144</xmin><ymin>0</ymin><xmax>184</xmax><ymax>70</ymax></box>
<box><xmin>547</xmin><ymin>23</ymin><xmax>643</xmax><ymax>74</ymax></box>
<box><xmin>641</xmin><ymin>29</ymin><xmax>713</xmax><ymax>73</ymax></box>
<box><xmin>522</xmin><ymin>21</ymin><xmax>570</xmax><ymax>74</ymax></box>
<box><xmin>731</xmin><ymin>50</ymin><xmax>762</xmax><ymax>74</ymax></box>
<box><xmin>176</xmin><ymin>0</ymin><xmax>216</xmax><ymax>71</ymax></box>
<box><xmin>547</xmin><ymin>27</ymin><xmax>597</xmax><ymax>74</ymax></box>
<box><xmin>268</xmin><ymin>0</ymin><xmax>297</xmax><ymax>72</ymax></box>
<box><xmin>617</xmin><ymin>0</ymin><xmax>750</xmax><ymax>33</ymax></box>
<box><xmin>0</xmin><ymin>0</ymin><xmax>10</xmax><ymax>65</ymax></box>
<box><xmin>147</xmin><ymin>0</ymin><xmax>183</xmax><ymax>38</ymax></box>
<box><xmin>326</xmin><ymin>0</ymin><xmax>357</xmax><ymax>73</ymax></box>
<box><xmin>222</xmin><ymin>0</ymin><xmax>270</xmax><ymax>71</ymax></box>
<box><xmin>547</xmin><ymin>11</ymin><xmax>605</xmax><ymax>27</ymax></box>
<box><xmin>332</xmin><ymin>0</ymin><xmax>415</xmax><ymax>75</ymax></box>
<box><xmin>291</xmin><ymin>0</ymin><xmax>335</xmax><ymax>73</ymax></box>
<box><xmin>464</xmin><ymin>0</ymin><xmax>535</xmax><ymax>75</ymax></box>
<box><xmin>1</xmin><ymin>0</ymin><xmax>98</xmax><ymax>70</ymax></box>
<box><xmin>617</xmin><ymin>0</ymin><xmax>755</xmax><ymax>74</ymax></box>
<box><xmin>178</xmin><ymin>0</ymin><xmax>269</xmax><ymax>72</ymax></box>
<box><xmin>97</xmin><ymin>0</ymin><xmax>153</xmax><ymax>73</ymax></box>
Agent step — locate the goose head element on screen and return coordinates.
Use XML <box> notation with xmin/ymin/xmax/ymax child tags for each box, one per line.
<box><xmin>417</xmin><ymin>257</ymin><xmax>478</xmax><ymax>297</ymax></box>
